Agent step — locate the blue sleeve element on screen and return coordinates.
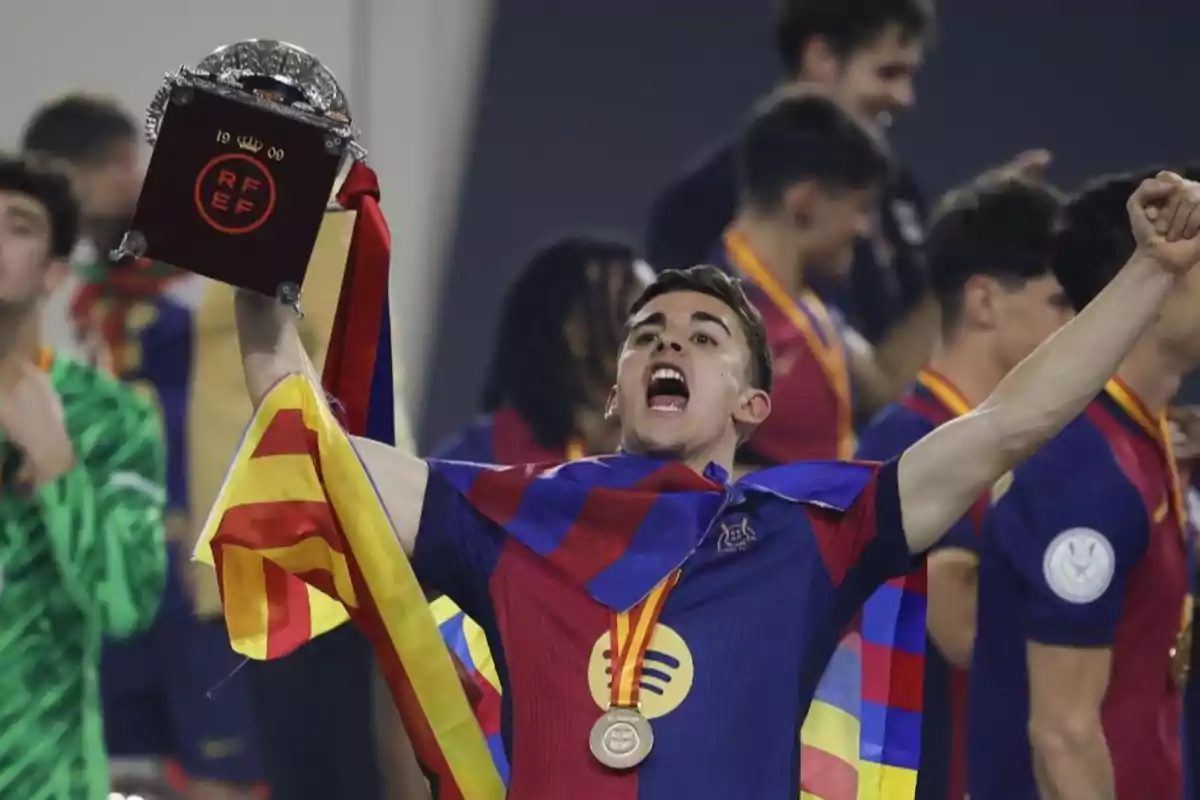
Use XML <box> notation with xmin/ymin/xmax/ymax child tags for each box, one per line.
<box><xmin>989</xmin><ymin>422</ymin><xmax>1149</xmax><ymax>647</ymax></box>
<box><xmin>858</xmin><ymin>405</ymin><xmax>980</xmax><ymax>555</ymax></box>
<box><xmin>805</xmin><ymin>459</ymin><xmax>916</xmax><ymax>622</ymax></box>
<box><xmin>936</xmin><ymin>514</ymin><xmax>981</xmax><ymax>555</ymax></box>
<box><xmin>410</xmin><ymin>466</ymin><xmax>505</xmax><ymax>625</ymax></box>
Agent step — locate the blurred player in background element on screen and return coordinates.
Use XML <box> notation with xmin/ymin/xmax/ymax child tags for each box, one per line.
<box><xmin>648</xmin><ymin>0</ymin><xmax>937</xmax><ymax>394</ymax></box>
<box><xmin>429</xmin><ymin>232</ymin><xmax>651</xmax><ymax>784</ymax></box>
<box><xmin>23</xmin><ymin>93</ymin><xmax>264</xmax><ymax>800</ymax></box>
<box><xmin>714</xmin><ymin>92</ymin><xmax>892</xmax><ymax>466</ymax></box>
<box><xmin>435</xmin><ymin>233</ymin><xmax>651</xmax><ymax>463</ymax></box>
<box><xmin>856</xmin><ymin>175</ymin><xmax>1071</xmax><ymax>799</ymax></box>
<box><xmin>0</xmin><ymin>153</ymin><xmax>166</xmax><ymax>798</ymax></box>
<box><xmin>648</xmin><ymin>0</ymin><xmax>1053</xmax><ymax>397</ymax></box>
<box><xmin>970</xmin><ymin>169</ymin><xmax>1200</xmax><ymax>799</ymax></box>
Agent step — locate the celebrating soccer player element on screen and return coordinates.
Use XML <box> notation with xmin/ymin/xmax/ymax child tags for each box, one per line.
<box><xmin>969</xmin><ymin>169</ymin><xmax>1200</xmax><ymax>800</ymax></box>
<box><xmin>856</xmin><ymin>175</ymin><xmax>1073</xmax><ymax>799</ymax></box>
<box><xmin>0</xmin><ymin>153</ymin><xmax>167</xmax><ymax>798</ymax></box>
<box><xmin>429</xmin><ymin>233</ymin><xmax>651</xmax><ymax>782</ymax></box>
<box><xmin>713</xmin><ymin>92</ymin><xmax>894</xmax><ymax>464</ymax></box>
<box><xmin>211</xmin><ymin>170</ymin><xmax>1200</xmax><ymax>796</ymax></box>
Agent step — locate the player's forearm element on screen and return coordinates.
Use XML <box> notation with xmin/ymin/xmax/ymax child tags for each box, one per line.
<box><xmin>36</xmin><ymin>468</ymin><xmax>167</xmax><ymax>635</ymax></box>
<box><xmin>1029</xmin><ymin>715</ymin><xmax>1115</xmax><ymax>800</ymax></box>
<box><xmin>982</xmin><ymin>250</ymin><xmax>1172</xmax><ymax>466</ymax></box>
<box><xmin>235</xmin><ymin>288</ymin><xmax>311</xmax><ymax>407</ymax></box>
<box><xmin>898</xmin><ymin>252</ymin><xmax>1174</xmax><ymax>552</ymax></box>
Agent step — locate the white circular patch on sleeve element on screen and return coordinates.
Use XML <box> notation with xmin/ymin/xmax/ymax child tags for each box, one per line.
<box><xmin>1042</xmin><ymin>528</ymin><xmax>1115</xmax><ymax>604</ymax></box>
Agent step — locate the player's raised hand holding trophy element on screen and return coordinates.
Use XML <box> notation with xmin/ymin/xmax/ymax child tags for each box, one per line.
<box><xmin>116</xmin><ymin>39</ymin><xmax>391</xmax><ymax>435</ymax></box>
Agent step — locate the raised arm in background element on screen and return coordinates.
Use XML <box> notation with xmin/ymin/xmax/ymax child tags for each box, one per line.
<box><xmin>898</xmin><ymin>172</ymin><xmax>1200</xmax><ymax>553</ymax></box>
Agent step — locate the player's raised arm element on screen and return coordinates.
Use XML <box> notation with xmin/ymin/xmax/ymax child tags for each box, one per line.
<box><xmin>897</xmin><ymin>172</ymin><xmax>1200</xmax><ymax>553</ymax></box>
<box><xmin>233</xmin><ymin>287</ymin><xmax>429</xmax><ymax>554</ymax></box>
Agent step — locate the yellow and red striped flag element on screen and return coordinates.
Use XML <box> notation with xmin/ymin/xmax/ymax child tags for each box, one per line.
<box><xmin>193</xmin><ymin>373</ymin><xmax>505</xmax><ymax>800</ymax></box>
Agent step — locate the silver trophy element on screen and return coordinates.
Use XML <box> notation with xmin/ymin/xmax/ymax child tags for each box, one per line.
<box><xmin>118</xmin><ymin>40</ymin><xmax>366</xmax><ymax>307</ymax></box>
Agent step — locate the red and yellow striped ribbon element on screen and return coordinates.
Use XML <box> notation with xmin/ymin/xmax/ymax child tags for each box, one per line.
<box><xmin>609</xmin><ymin>571</ymin><xmax>680</xmax><ymax>709</ymax></box>
<box><xmin>914</xmin><ymin>368</ymin><xmax>973</xmax><ymax>418</ymax></box>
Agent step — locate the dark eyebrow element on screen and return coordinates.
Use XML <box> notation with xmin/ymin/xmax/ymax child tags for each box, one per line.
<box><xmin>627</xmin><ymin>311</ymin><xmax>666</xmax><ymax>335</ymax></box>
<box><xmin>4</xmin><ymin>205</ymin><xmax>48</xmax><ymax>231</ymax></box>
<box><xmin>626</xmin><ymin>309</ymin><xmax>732</xmax><ymax>337</ymax></box>
<box><xmin>691</xmin><ymin>310</ymin><xmax>732</xmax><ymax>337</ymax></box>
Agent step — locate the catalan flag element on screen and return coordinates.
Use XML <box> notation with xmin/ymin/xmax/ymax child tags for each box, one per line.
<box><xmin>194</xmin><ymin>374</ymin><xmax>505</xmax><ymax>800</ymax></box>
<box><xmin>800</xmin><ymin>575</ymin><xmax>926</xmax><ymax>800</ymax></box>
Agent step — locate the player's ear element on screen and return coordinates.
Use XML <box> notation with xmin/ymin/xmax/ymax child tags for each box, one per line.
<box><xmin>797</xmin><ymin>36</ymin><xmax>839</xmax><ymax>84</ymax></box>
<box><xmin>782</xmin><ymin>180</ymin><xmax>819</xmax><ymax>230</ymax></box>
<box><xmin>961</xmin><ymin>274</ymin><xmax>999</xmax><ymax>331</ymax></box>
<box><xmin>604</xmin><ymin>385</ymin><xmax>619</xmax><ymax>420</ymax></box>
<box><xmin>733</xmin><ymin>386</ymin><xmax>771</xmax><ymax>427</ymax></box>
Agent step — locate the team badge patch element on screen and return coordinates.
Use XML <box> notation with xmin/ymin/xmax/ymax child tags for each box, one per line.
<box><xmin>1042</xmin><ymin>527</ymin><xmax>1115</xmax><ymax>604</ymax></box>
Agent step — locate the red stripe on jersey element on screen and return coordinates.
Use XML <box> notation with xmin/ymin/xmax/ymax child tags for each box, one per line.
<box><xmin>802</xmin><ymin>466</ymin><xmax>883</xmax><ymax>586</ymax></box>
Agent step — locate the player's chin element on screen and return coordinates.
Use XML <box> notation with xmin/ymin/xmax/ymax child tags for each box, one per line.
<box><xmin>632</xmin><ymin>410</ymin><xmax>692</xmax><ymax>455</ymax></box>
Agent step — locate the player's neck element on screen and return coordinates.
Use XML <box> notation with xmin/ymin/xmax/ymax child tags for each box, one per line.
<box><xmin>1115</xmin><ymin>336</ymin><xmax>1187</xmax><ymax>415</ymax></box>
<box><xmin>730</xmin><ymin>213</ymin><xmax>806</xmax><ymax>293</ymax></box>
<box><xmin>926</xmin><ymin>333</ymin><xmax>1005</xmax><ymax>409</ymax></box>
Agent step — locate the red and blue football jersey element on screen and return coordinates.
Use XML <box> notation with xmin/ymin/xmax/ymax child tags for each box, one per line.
<box><xmin>427</xmin><ymin>407</ymin><xmax>568</xmax><ymax>784</ymax></box>
<box><xmin>411</xmin><ymin>454</ymin><xmax>912</xmax><ymax>799</ymax></box>
<box><xmin>857</xmin><ymin>372</ymin><xmax>985</xmax><ymax>800</ymax></box>
<box><xmin>970</xmin><ymin>383</ymin><xmax>1188</xmax><ymax>800</ymax></box>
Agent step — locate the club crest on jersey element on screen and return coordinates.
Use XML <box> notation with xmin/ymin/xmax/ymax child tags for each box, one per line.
<box><xmin>1042</xmin><ymin>527</ymin><xmax>1115</xmax><ymax>604</ymax></box>
<box><xmin>716</xmin><ymin>517</ymin><xmax>756</xmax><ymax>554</ymax></box>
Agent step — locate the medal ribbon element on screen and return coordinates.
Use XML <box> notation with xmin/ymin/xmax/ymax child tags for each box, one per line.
<box><xmin>915</xmin><ymin>368</ymin><xmax>974</xmax><ymax>417</ymax></box>
<box><xmin>1106</xmin><ymin>378</ymin><xmax>1186</xmax><ymax>529</ymax></box>
<box><xmin>723</xmin><ymin>230</ymin><xmax>853</xmax><ymax>458</ymax></box>
<box><xmin>916</xmin><ymin>369</ymin><xmax>974</xmax><ymax>419</ymax></box>
<box><xmin>1105</xmin><ymin>377</ymin><xmax>1192</xmax><ymax>683</ymax></box>
<box><xmin>608</xmin><ymin>571</ymin><xmax>681</xmax><ymax>709</ymax></box>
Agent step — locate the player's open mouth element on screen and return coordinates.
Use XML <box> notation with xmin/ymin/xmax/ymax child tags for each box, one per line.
<box><xmin>646</xmin><ymin>364</ymin><xmax>689</xmax><ymax>412</ymax></box>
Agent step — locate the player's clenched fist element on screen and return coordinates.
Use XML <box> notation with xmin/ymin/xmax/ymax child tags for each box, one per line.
<box><xmin>0</xmin><ymin>364</ymin><xmax>76</xmax><ymax>486</ymax></box>
<box><xmin>1128</xmin><ymin>171</ymin><xmax>1200</xmax><ymax>275</ymax></box>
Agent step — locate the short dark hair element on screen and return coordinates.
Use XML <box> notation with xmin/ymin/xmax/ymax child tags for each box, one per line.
<box><xmin>0</xmin><ymin>153</ymin><xmax>80</xmax><ymax>260</ymax></box>
<box><xmin>628</xmin><ymin>265</ymin><xmax>774</xmax><ymax>394</ymax></box>
<box><xmin>737</xmin><ymin>93</ymin><xmax>891</xmax><ymax>212</ymax></box>
<box><xmin>21</xmin><ymin>93</ymin><xmax>138</xmax><ymax>165</ymax></box>
<box><xmin>482</xmin><ymin>233</ymin><xmax>642</xmax><ymax>451</ymax></box>
<box><xmin>927</xmin><ymin>175</ymin><xmax>1066</xmax><ymax>332</ymax></box>
<box><xmin>773</xmin><ymin>0</ymin><xmax>936</xmax><ymax>75</ymax></box>
<box><xmin>1051</xmin><ymin>168</ymin><xmax>1159</xmax><ymax>312</ymax></box>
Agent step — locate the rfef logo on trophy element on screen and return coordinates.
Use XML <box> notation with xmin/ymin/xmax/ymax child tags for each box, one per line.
<box><xmin>193</xmin><ymin>149</ymin><xmax>277</xmax><ymax>235</ymax></box>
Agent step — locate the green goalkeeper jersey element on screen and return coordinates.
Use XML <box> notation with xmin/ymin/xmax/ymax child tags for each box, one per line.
<box><xmin>0</xmin><ymin>355</ymin><xmax>167</xmax><ymax>799</ymax></box>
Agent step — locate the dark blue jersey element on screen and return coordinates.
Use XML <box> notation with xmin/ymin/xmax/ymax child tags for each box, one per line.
<box><xmin>970</xmin><ymin>384</ymin><xmax>1188</xmax><ymax>800</ymax></box>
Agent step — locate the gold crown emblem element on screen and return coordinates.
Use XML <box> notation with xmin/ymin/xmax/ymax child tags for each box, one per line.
<box><xmin>236</xmin><ymin>136</ymin><xmax>264</xmax><ymax>153</ymax></box>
